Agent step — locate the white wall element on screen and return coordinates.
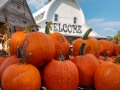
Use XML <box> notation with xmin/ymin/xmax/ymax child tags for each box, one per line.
<box><xmin>34</xmin><ymin>0</ymin><xmax>99</xmax><ymax>37</ymax></box>
<box><xmin>47</xmin><ymin>0</ymin><xmax>85</xmax><ymax>25</ymax></box>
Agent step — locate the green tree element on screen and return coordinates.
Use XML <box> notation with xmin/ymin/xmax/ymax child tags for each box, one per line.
<box><xmin>117</xmin><ymin>30</ymin><xmax>120</xmax><ymax>37</ymax></box>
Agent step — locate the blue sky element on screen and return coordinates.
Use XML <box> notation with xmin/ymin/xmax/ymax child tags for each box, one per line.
<box><xmin>27</xmin><ymin>0</ymin><xmax>120</xmax><ymax>37</ymax></box>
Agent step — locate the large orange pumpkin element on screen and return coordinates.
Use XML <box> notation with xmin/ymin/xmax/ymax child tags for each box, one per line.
<box><xmin>1</xmin><ymin>64</ymin><xmax>41</xmax><ymax>90</ymax></box>
<box><xmin>24</xmin><ymin>32</ymin><xmax>55</xmax><ymax>67</ymax></box>
<box><xmin>10</xmin><ymin>31</ymin><xmax>28</xmax><ymax>55</ymax></box>
<box><xmin>72</xmin><ymin>42</ymin><xmax>99</xmax><ymax>88</ymax></box>
<box><xmin>45</xmin><ymin>22</ymin><xmax>69</xmax><ymax>59</ymax></box>
<box><xmin>94</xmin><ymin>58</ymin><xmax>120</xmax><ymax>90</ymax></box>
<box><xmin>43</xmin><ymin>53</ymin><xmax>79</xmax><ymax>90</ymax></box>
<box><xmin>10</xmin><ymin>24</ymin><xmax>39</xmax><ymax>56</ymax></box>
<box><xmin>72</xmin><ymin>29</ymin><xmax>100</xmax><ymax>58</ymax></box>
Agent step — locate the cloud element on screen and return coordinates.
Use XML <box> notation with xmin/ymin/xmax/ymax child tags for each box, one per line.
<box><xmin>87</xmin><ymin>18</ymin><xmax>120</xmax><ymax>28</ymax></box>
<box><xmin>103</xmin><ymin>28</ymin><xmax>116</xmax><ymax>32</ymax></box>
<box><xmin>87</xmin><ymin>18</ymin><xmax>105</xmax><ymax>25</ymax></box>
<box><xmin>27</xmin><ymin>0</ymin><xmax>47</xmax><ymax>10</ymax></box>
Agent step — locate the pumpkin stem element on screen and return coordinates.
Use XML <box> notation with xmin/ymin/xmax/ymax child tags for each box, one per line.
<box><xmin>103</xmin><ymin>51</ymin><xmax>109</xmax><ymax>61</ymax></box>
<box><xmin>19</xmin><ymin>36</ymin><xmax>32</xmax><ymax>64</ymax></box>
<box><xmin>24</xmin><ymin>24</ymin><xmax>40</xmax><ymax>33</ymax></box>
<box><xmin>79</xmin><ymin>42</ymin><xmax>86</xmax><ymax>56</ymax></box>
<box><xmin>17</xmin><ymin>47</ymin><xmax>22</xmax><ymax>58</ymax></box>
<box><xmin>113</xmin><ymin>56</ymin><xmax>120</xmax><ymax>64</ymax></box>
<box><xmin>83</xmin><ymin>28</ymin><xmax>92</xmax><ymax>40</ymax></box>
<box><xmin>66</xmin><ymin>45</ymin><xmax>73</xmax><ymax>60</ymax></box>
<box><xmin>45</xmin><ymin>22</ymin><xmax>53</xmax><ymax>35</ymax></box>
<box><xmin>58</xmin><ymin>52</ymin><xmax>64</xmax><ymax>62</ymax></box>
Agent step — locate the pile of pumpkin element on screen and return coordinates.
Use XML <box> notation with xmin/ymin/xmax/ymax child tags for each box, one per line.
<box><xmin>0</xmin><ymin>22</ymin><xmax>120</xmax><ymax>90</ymax></box>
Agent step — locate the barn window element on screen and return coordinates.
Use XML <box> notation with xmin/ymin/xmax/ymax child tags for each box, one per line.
<box><xmin>74</xmin><ymin>17</ymin><xmax>77</xmax><ymax>24</ymax></box>
<box><xmin>54</xmin><ymin>14</ymin><xmax>58</xmax><ymax>21</ymax></box>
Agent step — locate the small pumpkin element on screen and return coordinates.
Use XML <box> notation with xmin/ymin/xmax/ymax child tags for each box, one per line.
<box><xmin>72</xmin><ymin>42</ymin><xmax>99</xmax><ymax>88</ymax></box>
<box><xmin>72</xmin><ymin>29</ymin><xmax>100</xmax><ymax>58</ymax></box>
<box><xmin>43</xmin><ymin>52</ymin><xmax>79</xmax><ymax>90</ymax></box>
<box><xmin>99</xmin><ymin>40</ymin><xmax>113</xmax><ymax>56</ymax></box>
<box><xmin>45</xmin><ymin>22</ymin><xmax>69</xmax><ymax>59</ymax></box>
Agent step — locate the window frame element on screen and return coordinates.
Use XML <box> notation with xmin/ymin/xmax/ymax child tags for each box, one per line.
<box><xmin>54</xmin><ymin>14</ymin><xmax>58</xmax><ymax>21</ymax></box>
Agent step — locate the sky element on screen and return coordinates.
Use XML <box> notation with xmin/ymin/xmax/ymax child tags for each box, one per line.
<box><xmin>27</xmin><ymin>0</ymin><xmax>120</xmax><ymax>37</ymax></box>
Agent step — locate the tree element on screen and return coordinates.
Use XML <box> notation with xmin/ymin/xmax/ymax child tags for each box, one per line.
<box><xmin>117</xmin><ymin>30</ymin><xmax>120</xmax><ymax>37</ymax></box>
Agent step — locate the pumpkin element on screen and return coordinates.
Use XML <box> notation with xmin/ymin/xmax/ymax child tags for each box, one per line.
<box><xmin>72</xmin><ymin>38</ymin><xmax>84</xmax><ymax>56</ymax></box>
<box><xmin>10</xmin><ymin>31</ymin><xmax>28</xmax><ymax>55</ymax></box>
<box><xmin>99</xmin><ymin>40</ymin><xmax>113</xmax><ymax>56</ymax></box>
<box><xmin>72</xmin><ymin>29</ymin><xmax>100</xmax><ymax>58</ymax></box>
<box><xmin>24</xmin><ymin>32</ymin><xmax>55</xmax><ymax>67</ymax></box>
<box><xmin>65</xmin><ymin>45</ymin><xmax>74</xmax><ymax>60</ymax></box>
<box><xmin>1</xmin><ymin>47</ymin><xmax>41</xmax><ymax>90</ymax></box>
<box><xmin>94</xmin><ymin>57</ymin><xmax>120</xmax><ymax>90</ymax></box>
<box><xmin>10</xmin><ymin>24</ymin><xmax>39</xmax><ymax>56</ymax></box>
<box><xmin>1</xmin><ymin>64</ymin><xmax>41</xmax><ymax>90</ymax></box>
<box><xmin>98</xmin><ymin>51</ymin><xmax>114</xmax><ymax>63</ymax></box>
<box><xmin>0</xmin><ymin>57</ymin><xmax>7</xmax><ymax>65</ymax></box>
<box><xmin>72</xmin><ymin>42</ymin><xmax>99</xmax><ymax>88</ymax></box>
<box><xmin>0</xmin><ymin>55</ymin><xmax>20</xmax><ymax>80</ymax></box>
<box><xmin>45</xmin><ymin>22</ymin><xmax>69</xmax><ymax>59</ymax></box>
<box><xmin>43</xmin><ymin>52</ymin><xmax>79</xmax><ymax>90</ymax></box>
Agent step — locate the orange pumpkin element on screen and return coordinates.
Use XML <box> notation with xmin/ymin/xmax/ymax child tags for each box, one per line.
<box><xmin>72</xmin><ymin>29</ymin><xmax>100</xmax><ymax>58</ymax></box>
<box><xmin>98</xmin><ymin>51</ymin><xmax>114</xmax><ymax>63</ymax></box>
<box><xmin>0</xmin><ymin>57</ymin><xmax>7</xmax><ymax>65</ymax></box>
<box><xmin>45</xmin><ymin>22</ymin><xmax>69</xmax><ymax>59</ymax></box>
<box><xmin>43</xmin><ymin>53</ymin><xmax>79</xmax><ymax>90</ymax></box>
<box><xmin>24</xmin><ymin>32</ymin><xmax>55</xmax><ymax>67</ymax></box>
<box><xmin>72</xmin><ymin>42</ymin><xmax>99</xmax><ymax>88</ymax></box>
<box><xmin>99</xmin><ymin>40</ymin><xmax>113</xmax><ymax>56</ymax></box>
<box><xmin>10</xmin><ymin>31</ymin><xmax>28</xmax><ymax>55</ymax></box>
<box><xmin>50</xmin><ymin>32</ymin><xmax>69</xmax><ymax>59</ymax></box>
<box><xmin>1</xmin><ymin>47</ymin><xmax>41</xmax><ymax>90</ymax></box>
<box><xmin>0</xmin><ymin>55</ymin><xmax>20</xmax><ymax>80</ymax></box>
<box><xmin>94</xmin><ymin>58</ymin><xmax>120</xmax><ymax>90</ymax></box>
<box><xmin>10</xmin><ymin>24</ymin><xmax>39</xmax><ymax>56</ymax></box>
<box><xmin>1</xmin><ymin>64</ymin><xmax>41</xmax><ymax>90</ymax></box>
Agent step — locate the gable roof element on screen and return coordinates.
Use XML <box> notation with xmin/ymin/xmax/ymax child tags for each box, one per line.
<box><xmin>0</xmin><ymin>0</ymin><xmax>11</xmax><ymax>11</ymax></box>
<box><xmin>0</xmin><ymin>0</ymin><xmax>36</xmax><ymax>28</ymax></box>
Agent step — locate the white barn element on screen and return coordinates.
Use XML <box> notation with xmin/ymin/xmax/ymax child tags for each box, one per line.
<box><xmin>33</xmin><ymin>0</ymin><xmax>100</xmax><ymax>42</ymax></box>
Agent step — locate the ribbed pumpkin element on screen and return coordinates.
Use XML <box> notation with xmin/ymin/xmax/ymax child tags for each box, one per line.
<box><xmin>24</xmin><ymin>32</ymin><xmax>55</xmax><ymax>67</ymax></box>
<box><xmin>45</xmin><ymin>22</ymin><xmax>69</xmax><ymax>59</ymax></box>
<box><xmin>98</xmin><ymin>51</ymin><xmax>114</xmax><ymax>63</ymax></box>
<box><xmin>99</xmin><ymin>40</ymin><xmax>113</xmax><ymax>56</ymax></box>
<box><xmin>0</xmin><ymin>57</ymin><xmax>6</xmax><ymax>65</ymax></box>
<box><xmin>0</xmin><ymin>55</ymin><xmax>20</xmax><ymax>80</ymax></box>
<box><xmin>72</xmin><ymin>29</ymin><xmax>100</xmax><ymax>58</ymax></box>
<box><xmin>94</xmin><ymin>58</ymin><xmax>120</xmax><ymax>90</ymax></box>
<box><xmin>1</xmin><ymin>47</ymin><xmax>41</xmax><ymax>90</ymax></box>
<box><xmin>1</xmin><ymin>64</ymin><xmax>41</xmax><ymax>90</ymax></box>
<box><xmin>10</xmin><ymin>25</ymin><xmax>39</xmax><ymax>56</ymax></box>
<box><xmin>43</xmin><ymin>53</ymin><xmax>79</xmax><ymax>90</ymax></box>
<box><xmin>72</xmin><ymin>42</ymin><xmax>99</xmax><ymax>88</ymax></box>
<box><xmin>10</xmin><ymin>31</ymin><xmax>28</xmax><ymax>55</ymax></box>
<box><xmin>111</xmin><ymin>36</ymin><xmax>120</xmax><ymax>55</ymax></box>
